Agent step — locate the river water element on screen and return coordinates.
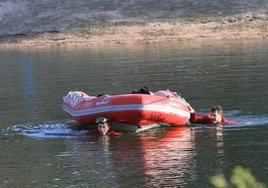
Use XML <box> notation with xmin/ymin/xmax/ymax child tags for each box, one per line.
<box><xmin>0</xmin><ymin>40</ymin><xmax>268</xmax><ymax>187</ymax></box>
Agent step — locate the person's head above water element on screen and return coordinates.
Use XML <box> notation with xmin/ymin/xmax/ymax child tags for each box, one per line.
<box><xmin>96</xmin><ymin>117</ymin><xmax>110</xmax><ymax>136</ymax></box>
<box><xmin>210</xmin><ymin>105</ymin><xmax>223</xmax><ymax>124</ymax></box>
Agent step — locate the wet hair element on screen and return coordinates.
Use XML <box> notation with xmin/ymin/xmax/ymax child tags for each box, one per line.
<box><xmin>211</xmin><ymin>105</ymin><xmax>223</xmax><ymax>115</ymax></box>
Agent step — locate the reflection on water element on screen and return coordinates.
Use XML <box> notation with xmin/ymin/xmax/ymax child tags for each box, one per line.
<box><xmin>0</xmin><ymin>40</ymin><xmax>268</xmax><ymax>187</ymax></box>
<box><xmin>23</xmin><ymin>60</ymin><xmax>36</xmax><ymax>115</ymax></box>
<box><xmin>141</xmin><ymin>127</ymin><xmax>196</xmax><ymax>187</ymax></box>
<box><xmin>1</xmin><ymin>116</ymin><xmax>268</xmax><ymax>187</ymax></box>
<box><xmin>55</xmin><ymin>127</ymin><xmax>197</xmax><ymax>187</ymax></box>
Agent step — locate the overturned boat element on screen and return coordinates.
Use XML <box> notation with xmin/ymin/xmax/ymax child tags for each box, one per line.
<box><xmin>62</xmin><ymin>90</ymin><xmax>191</xmax><ymax>132</ymax></box>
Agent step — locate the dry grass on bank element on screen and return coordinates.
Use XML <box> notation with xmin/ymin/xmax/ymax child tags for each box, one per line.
<box><xmin>0</xmin><ymin>14</ymin><xmax>267</xmax><ymax>50</ymax></box>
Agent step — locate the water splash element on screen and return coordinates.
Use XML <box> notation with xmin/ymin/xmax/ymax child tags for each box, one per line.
<box><xmin>190</xmin><ymin>115</ymin><xmax>268</xmax><ymax>132</ymax></box>
<box><xmin>2</xmin><ymin>114</ymin><xmax>268</xmax><ymax>138</ymax></box>
<box><xmin>0</xmin><ymin>121</ymin><xmax>96</xmax><ymax>139</ymax></box>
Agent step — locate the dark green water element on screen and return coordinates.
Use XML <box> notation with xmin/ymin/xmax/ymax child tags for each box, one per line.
<box><xmin>0</xmin><ymin>40</ymin><xmax>268</xmax><ymax>187</ymax></box>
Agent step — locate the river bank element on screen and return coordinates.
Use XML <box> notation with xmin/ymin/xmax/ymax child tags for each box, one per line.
<box><xmin>0</xmin><ymin>13</ymin><xmax>267</xmax><ymax>50</ymax></box>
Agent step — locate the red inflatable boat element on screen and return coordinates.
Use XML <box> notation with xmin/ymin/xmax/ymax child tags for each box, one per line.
<box><xmin>62</xmin><ymin>90</ymin><xmax>191</xmax><ymax>131</ymax></box>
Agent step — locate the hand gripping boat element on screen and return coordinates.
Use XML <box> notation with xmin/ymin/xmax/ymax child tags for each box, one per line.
<box><xmin>62</xmin><ymin>90</ymin><xmax>191</xmax><ymax>132</ymax></box>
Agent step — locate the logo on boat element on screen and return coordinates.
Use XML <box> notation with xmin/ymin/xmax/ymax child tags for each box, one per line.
<box><xmin>96</xmin><ymin>99</ymin><xmax>110</xmax><ymax>106</ymax></box>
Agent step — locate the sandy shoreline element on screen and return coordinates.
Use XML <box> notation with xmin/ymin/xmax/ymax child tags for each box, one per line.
<box><xmin>0</xmin><ymin>14</ymin><xmax>267</xmax><ymax>50</ymax></box>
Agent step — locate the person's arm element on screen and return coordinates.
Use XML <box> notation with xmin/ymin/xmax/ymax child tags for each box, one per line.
<box><xmin>190</xmin><ymin>113</ymin><xmax>212</xmax><ymax>124</ymax></box>
<box><xmin>187</xmin><ymin>103</ymin><xmax>209</xmax><ymax>124</ymax></box>
<box><xmin>222</xmin><ymin>117</ymin><xmax>237</xmax><ymax>125</ymax></box>
<box><xmin>108</xmin><ymin>130</ymin><xmax>122</xmax><ymax>136</ymax></box>
<box><xmin>186</xmin><ymin>102</ymin><xmax>195</xmax><ymax>114</ymax></box>
<box><xmin>186</xmin><ymin>102</ymin><xmax>212</xmax><ymax>124</ymax></box>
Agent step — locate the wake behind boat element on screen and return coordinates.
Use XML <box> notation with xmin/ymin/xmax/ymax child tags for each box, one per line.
<box><xmin>62</xmin><ymin>90</ymin><xmax>191</xmax><ymax>132</ymax></box>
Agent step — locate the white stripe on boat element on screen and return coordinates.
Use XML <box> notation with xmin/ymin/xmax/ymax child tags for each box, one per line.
<box><xmin>62</xmin><ymin>104</ymin><xmax>190</xmax><ymax>118</ymax></box>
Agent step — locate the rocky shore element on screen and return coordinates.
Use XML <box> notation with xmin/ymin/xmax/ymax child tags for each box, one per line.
<box><xmin>0</xmin><ymin>13</ymin><xmax>266</xmax><ymax>50</ymax></box>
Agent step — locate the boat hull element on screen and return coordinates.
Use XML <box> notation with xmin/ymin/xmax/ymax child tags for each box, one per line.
<box><xmin>62</xmin><ymin>91</ymin><xmax>191</xmax><ymax>129</ymax></box>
